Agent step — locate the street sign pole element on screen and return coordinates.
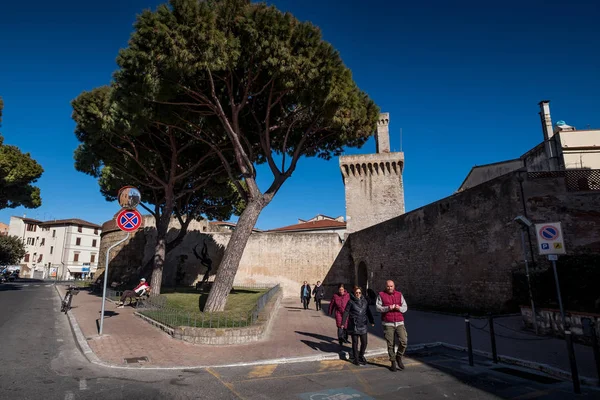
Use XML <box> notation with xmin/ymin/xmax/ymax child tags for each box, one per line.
<box><xmin>520</xmin><ymin>229</ymin><xmax>538</xmax><ymax>335</ymax></box>
<box><xmin>99</xmin><ymin>232</ymin><xmax>130</xmax><ymax>336</ymax></box>
<box><xmin>550</xmin><ymin>257</ymin><xmax>580</xmax><ymax>394</ymax></box>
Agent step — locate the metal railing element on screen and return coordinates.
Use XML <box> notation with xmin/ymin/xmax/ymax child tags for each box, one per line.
<box><xmin>137</xmin><ymin>284</ymin><xmax>281</xmax><ymax>329</ymax></box>
<box><xmin>528</xmin><ymin>169</ymin><xmax>600</xmax><ymax>191</ymax></box>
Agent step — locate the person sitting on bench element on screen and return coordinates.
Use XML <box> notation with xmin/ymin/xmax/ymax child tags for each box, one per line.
<box><xmin>117</xmin><ymin>278</ymin><xmax>151</xmax><ymax>308</ymax></box>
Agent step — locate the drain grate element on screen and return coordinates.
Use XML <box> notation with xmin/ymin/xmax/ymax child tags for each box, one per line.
<box><xmin>124</xmin><ymin>356</ymin><xmax>149</xmax><ymax>364</ymax></box>
<box><xmin>491</xmin><ymin>367</ymin><xmax>561</xmax><ymax>384</ymax></box>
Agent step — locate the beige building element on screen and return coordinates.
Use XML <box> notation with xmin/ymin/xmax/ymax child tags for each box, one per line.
<box><xmin>0</xmin><ymin>222</ymin><xmax>9</xmax><ymax>236</ymax></box>
<box><xmin>340</xmin><ymin>113</ymin><xmax>405</xmax><ymax>234</ymax></box>
<box><xmin>8</xmin><ymin>216</ymin><xmax>102</xmax><ymax>279</ymax></box>
<box><xmin>459</xmin><ymin>100</ymin><xmax>600</xmax><ymax>191</ymax></box>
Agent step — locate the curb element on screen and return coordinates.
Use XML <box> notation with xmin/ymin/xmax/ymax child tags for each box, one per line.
<box><xmin>438</xmin><ymin>342</ymin><xmax>600</xmax><ymax>387</ymax></box>
<box><xmin>54</xmin><ymin>285</ymin><xmax>600</xmax><ymax>381</ymax></box>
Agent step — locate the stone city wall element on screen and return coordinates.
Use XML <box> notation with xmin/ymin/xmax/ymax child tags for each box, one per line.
<box><xmin>324</xmin><ymin>171</ymin><xmax>600</xmax><ymax>313</ymax></box>
<box><xmin>99</xmin><ymin>216</ymin><xmax>343</xmax><ymax>297</ymax></box>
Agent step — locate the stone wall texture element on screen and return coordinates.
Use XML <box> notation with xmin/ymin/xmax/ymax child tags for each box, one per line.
<box><xmin>323</xmin><ymin>171</ymin><xmax>600</xmax><ymax>313</ymax></box>
<box><xmin>100</xmin><ymin>171</ymin><xmax>600</xmax><ymax>312</ymax></box>
<box><xmin>99</xmin><ymin>216</ymin><xmax>343</xmax><ymax>297</ymax></box>
<box><xmin>340</xmin><ymin>152</ymin><xmax>405</xmax><ymax>234</ymax></box>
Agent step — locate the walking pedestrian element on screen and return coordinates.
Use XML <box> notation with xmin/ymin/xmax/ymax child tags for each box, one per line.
<box><xmin>328</xmin><ymin>283</ymin><xmax>351</xmax><ymax>345</ymax></box>
<box><xmin>342</xmin><ymin>286</ymin><xmax>375</xmax><ymax>366</ymax></box>
<box><xmin>312</xmin><ymin>281</ymin><xmax>325</xmax><ymax>311</ymax></box>
<box><xmin>300</xmin><ymin>281</ymin><xmax>312</xmax><ymax>310</ymax></box>
<box><xmin>376</xmin><ymin>280</ymin><xmax>408</xmax><ymax>372</ymax></box>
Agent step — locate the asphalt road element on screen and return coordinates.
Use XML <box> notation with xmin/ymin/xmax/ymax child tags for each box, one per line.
<box><xmin>1</xmin><ymin>280</ymin><xmax>599</xmax><ymax>400</ymax></box>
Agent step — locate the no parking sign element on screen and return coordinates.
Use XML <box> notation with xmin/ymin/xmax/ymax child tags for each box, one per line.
<box><xmin>535</xmin><ymin>222</ymin><xmax>566</xmax><ymax>255</ymax></box>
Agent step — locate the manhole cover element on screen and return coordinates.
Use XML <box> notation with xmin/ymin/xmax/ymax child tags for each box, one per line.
<box><xmin>124</xmin><ymin>356</ymin><xmax>149</xmax><ymax>364</ymax></box>
<box><xmin>492</xmin><ymin>367</ymin><xmax>561</xmax><ymax>384</ymax></box>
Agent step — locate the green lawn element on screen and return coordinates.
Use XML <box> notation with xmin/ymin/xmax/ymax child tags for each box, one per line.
<box><xmin>140</xmin><ymin>286</ymin><xmax>270</xmax><ymax>328</ymax></box>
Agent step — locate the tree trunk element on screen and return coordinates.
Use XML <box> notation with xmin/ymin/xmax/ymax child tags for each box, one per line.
<box><xmin>203</xmin><ymin>199</ymin><xmax>265</xmax><ymax>311</ymax></box>
<box><xmin>150</xmin><ymin>231</ymin><xmax>166</xmax><ymax>296</ymax></box>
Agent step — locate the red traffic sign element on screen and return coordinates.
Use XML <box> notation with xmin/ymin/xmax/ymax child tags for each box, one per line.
<box><xmin>116</xmin><ymin>209</ymin><xmax>143</xmax><ymax>232</ymax></box>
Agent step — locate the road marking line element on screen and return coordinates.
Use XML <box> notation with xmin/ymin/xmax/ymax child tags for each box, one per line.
<box><xmin>238</xmin><ymin>362</ymin><xmax>419</xmax><ymax>383</ymax></box>
<box><xmin>318</xmin><ymin>360</ymin><xmax>347</xmax><ymax>372</ymax></box>
<box><xmin>247</xmin><ymin>364</ymin><xmax>277</xmax><ymax>378</ymax></box>
<box><xmin>23</xmin><ymin>284</ymin><xmax>30</xmax><ymax>287</ymax></box>
<box><xmin>64</xmin><ymin>391</ymin><xmax>74</xmax><ymax>400</ymax></box>
<box><xmin>349</xmin><ymin>364</ymin><xmax>374</xmax><ymax>395</ymax></box>
<box><xmin>79</xmin><ymin>378</ymin><xmax>88</xmax><ymax>390</ymax></box>
<box><xmin>206</xmin><ymin>368</ymin><xmax>246</xmax><ymax>399</ymax></box>
<box><xmin>57</xmin><ymin>339</ymin><xmax>64</xmax><ymax>342</ymax></box>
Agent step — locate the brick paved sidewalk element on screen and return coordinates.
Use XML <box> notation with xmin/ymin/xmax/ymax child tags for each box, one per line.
<box><xmin>60</xmin><ymin>286</ymin><xmax>389</xmax><ymax>368</ymax></box>
<box><xmin>58</xmin><ymin>285</ymin><xmax>599</xmax><ymax>380</ymax></box>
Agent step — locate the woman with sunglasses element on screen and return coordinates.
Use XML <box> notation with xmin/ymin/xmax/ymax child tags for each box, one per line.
<box><xmin>342</xmin><ymin>286</ymin><xmax>375</xmax><ymax>365</ymax></box>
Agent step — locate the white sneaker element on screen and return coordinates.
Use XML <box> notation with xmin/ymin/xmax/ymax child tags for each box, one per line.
<box><xmin>117</xmin><ymin>305</ymin><xmax>125</xmax><ymax>309</ymax></box>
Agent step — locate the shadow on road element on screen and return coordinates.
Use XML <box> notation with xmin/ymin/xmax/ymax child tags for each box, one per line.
<box><xmin>0</xmin><ymin>284</ymin><xmax>23</xmax><ymax>291</ymax></box>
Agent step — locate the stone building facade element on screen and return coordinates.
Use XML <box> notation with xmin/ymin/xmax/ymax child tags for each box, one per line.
<box><xmin>340</xmin><ymin>113</ymin><xmax>405</xmax><ymax>234</ymax></box>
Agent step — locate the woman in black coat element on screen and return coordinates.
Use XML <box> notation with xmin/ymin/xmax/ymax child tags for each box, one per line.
<box><xmin>342</xmin><ymin>286</ymin><xmax>375</xmax><ymax>365</ymax></box>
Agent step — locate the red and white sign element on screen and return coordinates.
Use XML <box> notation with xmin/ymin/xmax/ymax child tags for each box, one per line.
<box><xmin>116</xmin><ymin>209</ymin><xmax>143</xmax><ymax>232</ymax></box>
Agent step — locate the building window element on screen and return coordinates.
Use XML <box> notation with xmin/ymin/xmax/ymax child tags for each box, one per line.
<box><xmin>40</xmin><ymin>238</ymin><xmax>45</xmax><ymax>246</ymax></box>
<box><xmin>26</xmin><ymin>237</ymin><xmax>34</xmax><ymax>245</ymax></box>
<box><xmin>90</xmin><ymin>254</ymin><xmax>96</xmax><ymax>263</ymax></box>
<box><xmin>73</xmin><ymin>253</ymin><xmax>79</xmax><ymax>262</ymax></box>
<box><xmin>92</xmin><ymin>239</ymin><xmax>97</xmax><ymax>247</ymax></box>
<box><xmin>24</xmin><ymin>254</ymin><xmax>30</xmax><ymax>262</ymax></box>
<box><xmin>50</xmin><ymin>246</ymin><xmax>53</xmax><ymax>254</ymax></box>
<box><xmin>52</xmin><ymin>229</ymin><xmax>56</xmax><ymax>238</ymax></box>
<box><xmin>76</xmin><ymin>237</ymin><xmax>81</xmax><ymax>246</ymax></box>
<box><xmin>78</xmin><ymin>225</ymin><xmax>82</xmax><ymax>233</ymax></box>
<box><xmin>38</xmin><ymin>254</ymin><xmax>43</xmax><ymax>262</ymax></box>
<box><xmin>94</xmin><ymin>228</ymin><xmax>98</xmax><ymax>235</ymax></box>
<box><xmin>26</xmin><ymin>224</ymin><xmax>37</xmax><ymax>232</ymax></box>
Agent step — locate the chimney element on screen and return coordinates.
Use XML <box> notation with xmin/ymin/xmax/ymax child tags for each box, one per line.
<box><xmin>376</xmin><ymin>113</ymin><xmax>390</xmax><ymax>153</ymax></box>
<box><xmin>538</xmin><ymin>100</ymin><xmax>560</xmax><ymax>171</ymax></box>
<box><xmin>539</xmin><ymin>100</ymin><xmax>554</xmax><ymax>140</ymax></box>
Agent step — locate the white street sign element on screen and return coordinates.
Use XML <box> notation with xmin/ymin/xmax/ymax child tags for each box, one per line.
<box><xmin>535</xmin><ymin>222</ymin><xmax>566</xmax><ymax>255</ymax></box>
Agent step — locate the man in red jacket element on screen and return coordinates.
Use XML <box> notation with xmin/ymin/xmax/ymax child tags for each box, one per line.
<box><xmin>376</xmin><ymin>280</ymin><xmax>408</xmax><ymax>372</ymax></box>
<box><xmin>117</xmin><ymin>278</ymin><xmax>151</xmax><ymax>308</ymax></box>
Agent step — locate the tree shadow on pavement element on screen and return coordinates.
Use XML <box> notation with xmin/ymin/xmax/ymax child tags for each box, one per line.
<box><xmin>0</xmin><ymin>285</ymin><xmax>23</xmax><ymax>291</ymax></box>
<box><xmin>300</xmin><ymin>339</ymin><xmax>348</xmax><ymax>355</ymax></box>
<box><xmin>295</xmin><ymin>331</ymin><xmax>337</xmax><ymax>343</ymax></box>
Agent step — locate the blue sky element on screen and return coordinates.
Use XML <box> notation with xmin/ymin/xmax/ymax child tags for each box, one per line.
<box><xmin>0</xmin><ymin>0</ymin><xmax>599</xmax><ymax>230</ymax></box>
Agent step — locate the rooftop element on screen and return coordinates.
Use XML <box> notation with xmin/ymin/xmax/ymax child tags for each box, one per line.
<box><xmin>14</xmin><ymin>216</ymin><xmax>101</xmax><ymax>229</ymax></box>
<box><xmin>268</xmin><ymin>219</ymin><xmax>346</xmax><ymax>232</ymax></box>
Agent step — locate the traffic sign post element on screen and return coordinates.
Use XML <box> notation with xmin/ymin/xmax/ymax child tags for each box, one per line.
<box><xmin>100</xmin><ymin>187</ymin><xmax>143</xmax><ymax>336</ymax></box>
<box><xmin>535</xmin><ymin>221</ymin><xmax>580</xmax><ymax>393</ymax></box>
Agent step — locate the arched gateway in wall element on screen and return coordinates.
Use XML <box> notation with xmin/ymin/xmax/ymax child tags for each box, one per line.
<box><xmin>357</xmin><ymin>261</ymin><xmax>369</xmax><ymax>291</ymax></box>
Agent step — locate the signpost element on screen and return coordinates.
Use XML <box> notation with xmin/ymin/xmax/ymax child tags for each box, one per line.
<box><xmin>535</xmin><ymin>221</ymin><xmax>580</xmax><ymax>393</ymax></box>
<box><xmin>99</xmin><ymin>186</ymin><xmax>143</xmax><ymax>336</ymax></box>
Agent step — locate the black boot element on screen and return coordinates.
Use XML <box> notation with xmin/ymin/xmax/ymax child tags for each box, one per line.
<box><xmin>352</xmin><ymin>355</ymin><xmax>360</xmax><ymax>366</ymax></box>
<box><xmin>358</xmin><ymin>355</ymin><xmax>367</xmax><ymax>365</ymax></box>
<box><xmin>396</xmin><ymin>355</ymin><xmax>405</xmax><ymax>370</ymax></box>
<box><xmin>390</xmin><ymin>360</ymin><xmax>397</xmax><ymax>372</ymax></box>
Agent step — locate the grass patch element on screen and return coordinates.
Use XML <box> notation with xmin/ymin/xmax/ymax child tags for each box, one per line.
<box><xmin>140</xmin><ymin>286</ymin><xmax>269</xmax><ymax>328</ymax></box>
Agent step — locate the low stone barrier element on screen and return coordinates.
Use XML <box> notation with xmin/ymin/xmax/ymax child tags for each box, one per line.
<box><xmin>520</xmin><ymin>305</ymin><xmax>600</xmax><ymax>344</ymax></box>
<box><xmin>135</xmin><ymin>287</ymin><xmax>282</xmax><ymax>345</ymax></box>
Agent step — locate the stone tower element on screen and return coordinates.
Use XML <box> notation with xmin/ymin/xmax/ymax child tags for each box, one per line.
<box><xmin>340</xmin><ymin>113</ymin><xmax>405</xmax><ymax>234</ymax></box>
